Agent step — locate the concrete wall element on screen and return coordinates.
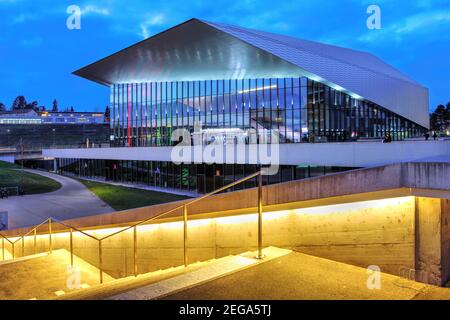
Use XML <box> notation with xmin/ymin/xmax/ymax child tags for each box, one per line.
<box><xmin>43</xmin><ymin>140</ymin><xmax>450</xmax><ymax>167</ymax></box>
<box><xmin>440</xmin><ymin>199</ymin><xmax>450</xmax><ymax>285</ymax></box>
<box><xmin>414</xmin><ymin>197</ymin><xmax>442</xmax><ymax>285</ymax></box>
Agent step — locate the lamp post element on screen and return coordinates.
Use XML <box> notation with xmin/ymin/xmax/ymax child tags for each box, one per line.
<box><xmin>19</xmin><ymin>138</ymin><xmax>24</xmax><ymax>195</ymax></box>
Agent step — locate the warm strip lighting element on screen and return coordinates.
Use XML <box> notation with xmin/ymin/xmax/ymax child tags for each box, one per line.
<box><xmin>292</xmin><ymin>196</ymin><xmax>414</xmax><ymax>216</ymax></box>
<box><xmin>216</xmin><ymin>214</ymin><xmax>257</xmax><ymax>225</ymax></box>
<box><xmin>139</xmin><ymin>221</ymin><xmax>183</xmax><ymax>232</ymax></box>
<box><xmin>5</xmin><ymin>197</ymin><xmax>414</xmax><ymax>245</ymax></box>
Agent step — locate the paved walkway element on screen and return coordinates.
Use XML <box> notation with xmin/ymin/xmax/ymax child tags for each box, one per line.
<box><xmin>0</xmin><ymin>170</ymin><xmax>114</xmax><ymax>229</ymax></box>
<box><xmin>74</xmin><ymin>175</ymin><xmax>200</xmax><ymax>197</ymax></box>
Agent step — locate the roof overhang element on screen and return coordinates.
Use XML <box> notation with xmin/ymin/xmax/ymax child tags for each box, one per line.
<box><xmin>74</xmin><ymin>19</ymin><xmax>309</xmax><ymax>85</ymax></box>
<box><xmin>74</xmin><ymin>18</ymin><xmax>429</xmax><ymax>128</ymax></box>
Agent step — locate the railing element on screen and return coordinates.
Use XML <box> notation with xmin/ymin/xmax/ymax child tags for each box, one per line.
<box><xmin>0</xmin><ymin>171</ymin><xmax>264</xmax><ymax>284</ymax></box>
<box><xmin>0</xmin><ymin>218</ymin><xmax>99</xmax><ymax>266</ymax></box>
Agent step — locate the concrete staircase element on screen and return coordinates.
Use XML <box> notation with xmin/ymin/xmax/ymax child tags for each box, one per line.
<box><xmin>0</xmin><ymin>242</ymin><xmax>290</xmax><ymax>300</ymax></box>
<box><xmin>54</xmin><ymin>247</ymin><xmax>291</xmax><ymax>300</ymax></box>
<box><xmin>0</xmin><ymin>249</ymin><xmax>113</xmax><ymax>300</ymax></box>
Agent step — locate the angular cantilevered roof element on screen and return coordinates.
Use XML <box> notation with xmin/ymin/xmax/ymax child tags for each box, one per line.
<box><xmin>74</xmin><ymin>18</ymin><xmax>429</xmax><ymax>128</ymax></box>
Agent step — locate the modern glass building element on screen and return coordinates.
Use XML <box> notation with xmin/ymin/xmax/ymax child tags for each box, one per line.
<box><xmin>109</xmin><ymin>77</ymin><xmax>424</xmax><ymax>148</ymax></box>
<box><xmin>46</xmin><ymin>18</ymin><xmax>429</xmax><ymax>194</ymax></box>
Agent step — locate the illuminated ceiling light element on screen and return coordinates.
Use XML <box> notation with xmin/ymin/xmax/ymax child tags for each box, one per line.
<box><xmin>238</xmin><ymin>85</ymin><xmax>277</xmax><ymax>94</ymax></box>
<box><xmin>350</xmin><ymin>93</ymin><xmax>364</xmax><ymax>100</ymax></box>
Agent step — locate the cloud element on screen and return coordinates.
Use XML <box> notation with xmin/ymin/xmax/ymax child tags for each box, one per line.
<box><xmin>12</xmin><ymin>12</ymin><xmax>37</xmax><ymax>24</ymax></box>
<box><xmin>19</xmin><ymin>37</ymin><xmax>43</xmax><ymax>47</ymax></box>
<box><xmin>395</xmin><ymin>10</ymin><xmax>450</xmax><ymax>34</ymax></box>
<box><xmin>359</xmin><ymin>9</ymin><xmax>450</xmax><ymax>43</ymax></box>
<box><xmin>81</xmin><ymin>5</ymin><xmax>110</xmax><ymax>16</ymax></box>
<box><xmin>139</xmin><ymin>14</ymin><xmax>166</xmax><ymax>39</ymax></box>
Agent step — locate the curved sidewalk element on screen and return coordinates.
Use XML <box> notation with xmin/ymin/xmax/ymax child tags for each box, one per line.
<box><xmin>0</xmin><ymin>170</ymin><xmax>114</xmax><ymax>229</ymax></box>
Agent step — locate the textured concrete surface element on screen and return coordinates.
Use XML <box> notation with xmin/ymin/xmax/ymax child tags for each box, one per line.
<box><xmin>163</xmin><ymin>251</ymin><xmax>450</xmax><ymax>300</ymax></box>
<box><xmin>0</xmin><ymin>249</ymin><xmax>113</xmax><ymax>300</ymax></box>
<box><xmin>0</xmin><ymin>170</ymin><xmax>114</xmax><ymax>229</ymax></box>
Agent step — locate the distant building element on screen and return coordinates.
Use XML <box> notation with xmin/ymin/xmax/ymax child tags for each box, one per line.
<box><xmin>38</xmin><ymin>111</ymin><xmax>106</xmax><ymax>124</ymax></box>
<box><xmin>0</xmin><ymin>110</ymin><xmax>106</xmax><ymax>125</ymax></box>
<box><xmin>0</xmin><ymin>110</ymin><xmax>109</xmax><ymax>153</ymax></box>
<box><xmin>0</xmin><ymin>110</ymin><xmax>42</xmax><ymax>125</ymax></box>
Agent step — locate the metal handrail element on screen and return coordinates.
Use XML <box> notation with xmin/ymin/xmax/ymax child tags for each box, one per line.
<box><xmin>0</xmin><ymin>171</ymin><xmax>265</xmax><ymax>284</ymax></box>
<box><xmin>99</xmin><ymin>171</ymin><xmax>262</xmax><ymax>241</ymax></box>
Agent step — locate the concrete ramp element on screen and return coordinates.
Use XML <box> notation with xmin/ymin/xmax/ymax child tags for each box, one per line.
<box><xmin>0</xmin><ymin>249</ymin><xmax>113</xmax><ymax>300</ymax></box>
<box><xmin>162</xmin><ymin>251</ymin><xmax>450</xmax><ymax>300</ymax></box>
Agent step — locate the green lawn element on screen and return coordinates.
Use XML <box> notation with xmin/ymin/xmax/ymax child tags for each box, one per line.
<box><xmin>79</xmin><ymin>180</ymin><xmax>191</xmax><ymax>211</ymax></box>
<box><xmin>0</xmin><ymin>161</ymin><xmax>61</xmax><ymax>195</ymax></box>
<box><xmin>0</xmin><ymin>161</ymin><xmax>20</xmax><ymax>169</ymax></box>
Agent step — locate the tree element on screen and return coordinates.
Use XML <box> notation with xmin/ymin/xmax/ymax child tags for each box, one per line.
<box><xmin>11</xmin><ymin>96</ymin><xmax>27</xmax><ymax>110</ymax></box>
<box><xmin>70</xmin><ymin>106</ymin><xmax>74</xmax><ymax>112</ymax></box>
<box><xmin>447</xmin><ymin>103</ymin><xmax>450</xmax><ymax>123</ymax></box>
<box><xmin>104</xmin><ymin>105</ymin><xmax>111</xmax><ymax>119</ymax></box>
<box><xmin>430</xmin><ymin>103</ymin><xmax>450</xmax><ymax>133</ymax></box>
<box><xmin>52</xmin><ymin>99</ymin><xmax>58</xmax><ymax>112</ymax></box>
<box><xmin>0</xmin><ymin>102</ymin><xmax>6</xmax><ymax>112</ymax></box>
<box><xmin>25</xmin><ymin>101</ymin><xmax>39</xmax><ymax>111</ymax></box>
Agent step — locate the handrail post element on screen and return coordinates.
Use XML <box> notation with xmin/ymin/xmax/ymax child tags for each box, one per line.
<box><xmin>11</xmin><ymin>242</ymin><xmax>14</xmax><ymax>259</ymax></box>
<box><xmin>183</xmin><ymin>205</ymin><xmax>188</xmax><ymax>267</ymax></box>
<box><xmin>2</xmin><ymin>238</ymin><xmax>4</xmax><ymax>261</ymax></box>
<box><xmin>22</xmin><ymin>237</ymin><xmax>24</xmax><ymax>257</ymax></box>
<box><xmin>33</xmin><ymin>229</ymin><xmax>37</xmax><ymax>254</ymax></box>
<box><xmin>70</xmin><ymin>228</ymin><xmax>74</xmax><ymax>267</ymax></box>
<box><xmin>98</xmin><ymin>240</ymin><xmax>103</xmax><ymax>284</ymax></box>
<box><xmin>257</xmin><ymin>172</ymin><xmax>263</xmax><ymax>259</ymax></box>
<box><xmin>48</xmin><ymin>218</ymin><xmax>52</xmax><ymax>253</ymax></box>
<box><xmin>133</xmin><ymin>226</ymin><xmax>137</xmax><ymax>277</ymax></box>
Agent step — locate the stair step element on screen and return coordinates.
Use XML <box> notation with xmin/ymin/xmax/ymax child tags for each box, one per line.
<box><xmin>108</xmin><ymin>247</ymin><xmax>291</xmax><ymax>300</ymax></box>
<box><xmin>0</xmin><ymin>252</ymin><xmax>49</xmax><ymax>266</ymax></box>
<box><xmin>0</xmin><ymin>249</ymin><xmax>113</xmax><ymax>300</ymax></box>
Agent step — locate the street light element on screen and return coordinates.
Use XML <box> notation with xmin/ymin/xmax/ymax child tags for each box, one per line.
<box><xmin>19</xmin><ymin>138</ymin><xmax>24</xmax><ymax>196</ymax></box>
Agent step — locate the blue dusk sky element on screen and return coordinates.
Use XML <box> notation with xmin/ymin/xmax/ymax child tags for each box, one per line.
<box><xmin>0</xmin><ymin>0</ymin><xmax>449</xmax><ymax>112</ymax></box>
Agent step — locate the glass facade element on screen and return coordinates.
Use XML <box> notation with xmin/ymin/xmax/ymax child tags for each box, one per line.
<box><xmin>110</xmin><ymin>77</ymin><xmax>426</xmax><ymax>147</ymax></box>
<box><xmin>57</xmin><ymin>158</ymin><xmax>354</xmax><ymax>194</ymax></box>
